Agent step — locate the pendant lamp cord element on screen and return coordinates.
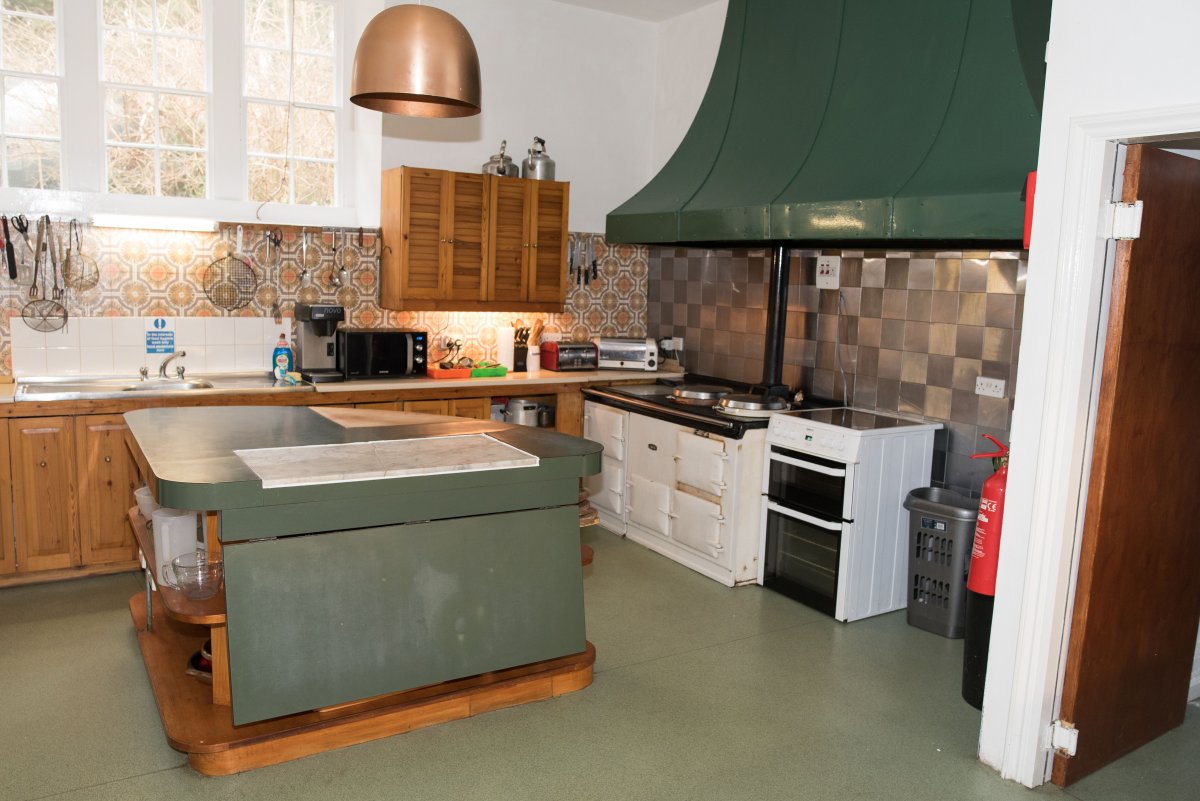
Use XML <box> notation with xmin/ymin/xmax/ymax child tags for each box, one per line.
<box><xmin>255</xmin><ymin>0</ymin><xmax>297</xmax><ymax>220</ymax></box>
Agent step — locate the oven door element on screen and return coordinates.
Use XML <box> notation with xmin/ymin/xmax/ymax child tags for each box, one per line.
<box><xmin>766</xmin><ymin>446</ymin><xmax>849</xmax><ymax>522</ymax></box>
<box><xmin>761</xmin><ymin>500</ymin><xmax>842</xmax><ymax>617</ymax></box>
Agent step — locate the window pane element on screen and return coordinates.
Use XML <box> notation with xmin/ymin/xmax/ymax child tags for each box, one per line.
<box><xmin>103</xmin><ymin>0</ymin><xmax>153</xmax><ymax>29</ymax></box>
<box><xmin>6</xmin><ymin>137</ymin><xmax>58</xmax><ymax>189</ymax></box>
<box><xmin>294</xmin><ymin>159</ymin><xmax>332</xmax><ymax>206</ymax></box>
<box><xmin>292</xmin><ymin>107</ymin><xmax>333</xmax><ymax>159</ymax></box>
<box><xmin>246</xmin><ymin>101</ymin><xmax>286</xmax><ymax>154</ymax></box>
<box><xmin>245</xmin><ymin>0</ymin><xmax>288</xmax><ymax>48</ymax></box>
<box><xmin>245</xmin><ymin>45</ymin><xmax>289</xmax><ymax>100</ymax></box>
<box><xmin>292</xmin><ymin>54</ymin><xmax>333</xmax><ymax>105</ymax></box>
<box><xmin>248</xmin><ymin>155</ymin><xmax>287</xmax><ymax>203</ymax></box>
<box><xmin>4</xmin><ymin>76</ymin><xmax>57</xmax><ymax>135</ymax></box>
<box><xmin>294</xmin><ymin>1</ymin><xmax>333</xmax><ymax>54</ymax></box>
<box><xmin>104</xmin><ymin>29</ymin><xmax>154</xmax><ymax>85</ymax></box>
<box><xmin>107</xmin><ymin>145</ymin><xmax>155</xmax><ymax>194</ymax></box>
<box><xmin>105</xmin><ymin>88</ymin><xmax>155</xmax><ymax>143</ymax></box>
<box><xmin>156</xmin><ymin>0</ymin><xmax>202</xmax><ymax>36</ymax></box>
<box><xmin>3</xmin><ymin>13</ymin><xmax>57</xmax><ymax>75</ymax></box>
<box><xmin>4</xmin><ymin>0</ymin><xmax>54</xmax><ymax>16</ymax></box>
<box><xmin>160</xmin><ymin>148</ymin><xmax>204</xmax><ymax>197</ymax></box>
<box><xmin>158</xmin><ymin>92</ymin><xmax>203</xmax><ymax>147</ymax></box>
<box><xmin>156</xmin><ymin>34</ymin><xmax>204</xmax><ymax>91</ymax></box>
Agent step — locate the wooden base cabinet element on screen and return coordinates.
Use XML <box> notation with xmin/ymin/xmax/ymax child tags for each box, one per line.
<box><xmin>75</xmin><ymin>415</ymin><xmax>139</xmax><ymax>565</ymax></box>
<box><xmin>10</xmin><ymin>417</ymin><xmax>79</xmax><ymax>572</ymax></box>
<box><xmin>0</xmin><ymin>422</ymin><xmax>14</xmax><ymax>575</ymax></box>
<box><xmin>380</xmin><ymin>166</ymin><xmax>568</xmax><ymax>312</ymax></box>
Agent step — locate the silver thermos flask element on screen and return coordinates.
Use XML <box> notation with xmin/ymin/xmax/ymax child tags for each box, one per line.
<box><xmin>521</xmin><ymin>136</ymin><xmax>555</xmax><ymax>180</ymax></box>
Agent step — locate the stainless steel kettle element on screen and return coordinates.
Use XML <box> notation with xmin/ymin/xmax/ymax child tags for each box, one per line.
<box><xmin>482</xmin><ymin>140</ymin><xmax>519</xmax><ymax>177</ymax></box>
<box><xmin>521</xmin><ymin>137</ymin><xmax>556</xmax><ymax>180</ymax></box>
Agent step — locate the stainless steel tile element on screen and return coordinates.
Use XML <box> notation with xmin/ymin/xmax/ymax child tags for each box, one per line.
<box><xmin>860</xmin><ymin>287</ymin><xmax>884</xmax><ymax>317</ymax></box>
<box><xmin>816</xmin><ymin>341</ymin><xmax>836</xmax><ymax>369</ymax></box>
<box><xmin>985</xmin><ymin>294</ymin><xmax>1016</xmax><ymax>328</ymax></box>
<box><xmin>882</xmin><ymin>288</ymin><xmax>908</xmax><ymax>319</ymax></box>
<box><xmin>906</xmin><ymin>289</ymin><xmax>932</xmax><ymax>321</ymax></box>
<box><xmin>857</xmin><ymin>346</ymin><xmax>879</xmax><ymax>376</ymax></box>
<box><xmin>926</xmin><ymin>386</ymin><xmax>953</xmax><ymax>420</ymax></box>
<box><xmin>813</xmin><ymin>368</ymin><xmax>834</xmax><ymax>398</ymax></box>
<box><xmin>713</xmin><ymin>330</ymin><xmax>731</xmax><ymax>355</ymax></box>
<box><xmin>817</xmin><ymin>314</ymin><xmax>838</xmax><ymax>342</ymax></box>
<box><xmin>957</xmin><ymin>292</ymin><xmax>986</xmax><ymax>326</ymax></box>
<box><xmin>952</xmin><ymin>356</ymin><xmax>982</xmax><ymax>391</ymax></box>
<box><xmin>876</xmin><ymin>378</ymin><xmax>900</xmax><ymax>410</ymax></box>
<box><xmin>901</xmin><ymin>351</ymin><xmax>928</xmax><ymax>384</ymax></box>
<box><xmin>986</xmin><ymin>259</ymin><xmax>1019</xmax><ymax>294</ymax></box>
<box><xmin>933</xmin><ymin>258</ymin><xmax>961</xmax><ymax>291</ymax></box>
<box><xmin>858</xmin><ymin>317</ymin><xmax>882</xmax><ymax>348</ymax></box>
<box><xmin>930</xmin><ymin>291</ymin><xmax>959</xmax><ymax>323</ymax></box>
<box><xmin>819</xmin><ymin>289</ymin><xmax>839</xmax><ymax>314</ymax></box>
<box><xmin>880</xmin><ymin>318</ymin><xmax>905</xmax><ymax>348</ymax></box>
<box><xmin>884</xmin><ymin>258</ymin><xmax>909</xmax><ymax>289</ymax></box>
<box><xmin>1016</xmin><ymin>259</ymin><xmax>1028</xmax><ymax>295</ymax></box>
<box><xmin>853</xmin><ymin>375</ymin><xmax>878</xmax><ymax>408</ymax></box>
<box><xmin>907</xmin><ymin>258</ymin><xmax>934</xmax><ymax>290</ymax></box>
<box><xmin>862</xmin><ymin>257</ymin><xmax>886</xmax><ymax>287</ymax></box>
<box><xmin>839</xmin><ymin>286</ymin><xmax>861</xmax><ymax>316</ymax></box>
<box><xmin>977</xmin><ymin>395</ymin><xmax>1010</xmax><ymax>429</ymax></box>
<box><xmin>899</xmin><ymin>381</ymin><xmax>925</xmax><ymax>415</ymax></box>
<box><xmin>927</xmin><ymin>354</ymin><xmax>954</xmax><ymax>388</ymax></box>
<box><xmin>903</xmin><ymin>321</ymin><xmax>930</xmax><ymax>353</ymax></box>
<box><xmin>950</xmin><ymin>389</ymin><xmax>979</xmax><ymax>424</ymax></box>
<box><xmin>982</xmin><ymin>327</ymin><xmax>1013</xmax><ymax>362</ymax></box>
<box><xmin>959</xmin><ymin>258</ymin><xmax>988</xmax><ymax>292</ymax></box>
<box><xmin>877</xmin><ymin>348</ymin><xmax>902</xmax><ymax>380</ymax></box>
<box><xmin>929</xmin><ymin>323</ymin><xmax>957</xmax><ymax>356</ymax></box>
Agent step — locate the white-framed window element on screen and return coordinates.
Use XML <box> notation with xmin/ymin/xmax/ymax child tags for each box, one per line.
<box><xmin>0</xmin><ymin>0</ymin><xmax>62</xmax><ymax>190</ymax></box>
<box><xmin>101</xmin><ymin>0</ymin><xmax>209</xmax><ymax>198</ymax></box>
<box><xmin>0</xmin><ymin>0</ymin><xmax>381</xmax><ymax>227</ymax></box>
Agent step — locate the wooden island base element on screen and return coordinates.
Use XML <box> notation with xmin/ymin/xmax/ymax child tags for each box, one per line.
<box><xmin>129</xmin><ymin>593</ymin><xmax>595</xmax><ymax>776</ymax></box>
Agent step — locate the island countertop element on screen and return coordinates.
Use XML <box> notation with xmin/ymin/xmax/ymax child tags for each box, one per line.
<box><xmin>125</xmin><ymin>405</ymin><xmax>602</xmax><ymax>539</ymax></box>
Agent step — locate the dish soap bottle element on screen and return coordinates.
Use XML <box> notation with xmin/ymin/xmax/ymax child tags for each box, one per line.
<box><xmin>272</xmin><ymin>333</ymin><xmax>293</xmax><ymax>379</ymax></box>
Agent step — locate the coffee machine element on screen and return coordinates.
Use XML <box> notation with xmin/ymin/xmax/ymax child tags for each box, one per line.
<box><xmin>294</xmin><ymin>303</ymin><xmax>345</xmax><ymax>383</ymax></box>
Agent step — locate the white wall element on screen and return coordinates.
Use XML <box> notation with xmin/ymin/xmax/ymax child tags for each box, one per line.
<box><xmin>652</xmin><ymin>0</ymin><xmax>727</xmax><ymax>170</ymax></box>
<box><xmin>379</xmin><ymin>0</ymin><xmax>656</xmax><ymax>233</ymax></box>
<box><xmin>982</xmin><ymin>0</ymin><xmax>1200</xmax><ymax>786</ymax></box>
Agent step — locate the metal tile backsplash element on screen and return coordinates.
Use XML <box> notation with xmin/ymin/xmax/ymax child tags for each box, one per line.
<box><xmin>648</xmin><ymin>248</ymin><xmax>1026</xmax><ymax>496</ymax></box>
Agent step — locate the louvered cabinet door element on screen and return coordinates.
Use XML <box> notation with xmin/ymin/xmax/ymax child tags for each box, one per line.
<box><xmin>528</xmin><ymin>180</ymin><xmax>569</xmax><ymax>304</ymax></box>
<box><xmin>0</xmin><ymin>421</ymin><xmax>14</xmax><ymax>574</ymax></box>
<box><xmin>380</xmin><ymin>166</ymin><xmax>447</xmax><ymax>307</ymax></box>
<box><xmin>488</xmin><ymin>175</ymin><xmax>531</xmax><ymax>304</ymax></box>
<box><xmin>10</xmin><ymin>417</ymin><xmax>78</xmax><ymax>573</ymax></box>
<box><xmin>75</xmin><ymin>415</ymin><xmax>139</xmax><ymax>566</ymax></box>
<box><xmin>446</xmin><ymin>172</ymin><xmax>488</xmax><ymax>301</ymax></box>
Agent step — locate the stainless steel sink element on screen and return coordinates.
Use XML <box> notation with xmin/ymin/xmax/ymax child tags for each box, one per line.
<box><xmin>15</xmin><ymin>372</ymin><xmax>314</xmax><ymax>401</ymax></box>
<box><xmin>122</xmin><ymin>379</ymin><xmax>215</xmax><ymax>392</ymax></box>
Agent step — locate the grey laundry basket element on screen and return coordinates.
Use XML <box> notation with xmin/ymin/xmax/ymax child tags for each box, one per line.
<box><xmin>903</xmin><ymin>487</ymin><xmax>979</xmax><ymax>638</ymax></box>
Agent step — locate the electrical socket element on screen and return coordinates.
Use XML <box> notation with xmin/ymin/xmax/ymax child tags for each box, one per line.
<box><xmin>816</xmin><ymin>255</ymin><xmax>842</xmax><ymax>289</ymax></box>
<box><xmin>975</xmin><ymin>376</ymin><xmax>1007</xmax><ymax>398</ymax></box>
<box><xmin>659</xmin><ymin>337</ymin><xmax>684</xmax><ymax>351</ymax></box>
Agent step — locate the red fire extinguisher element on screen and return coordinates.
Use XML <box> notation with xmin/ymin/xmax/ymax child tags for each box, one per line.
<box><xmin>962</xmin><ymin>434</ymin><xmax>1009</xmax><ymax>710</ymax></box>
<box><xmin>967</xmin><ymin>434</ymin><xmax>1009</xmax><ymax>596</ymax></box>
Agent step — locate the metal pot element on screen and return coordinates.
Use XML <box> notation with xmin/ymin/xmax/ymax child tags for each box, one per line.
<box><xmin>521</xmin><ymin>136</ymin><xmax>555</xmax><ymax>180</ymax></box>
<box><xmin>482</xmin><ymin>140</ymin><xmax>519</xmax><ymax>177</ymax></box>
<box><xmin>503</xmin><ymin>398</ymin><xmax>540</xmax><ymax>427</ymax></box>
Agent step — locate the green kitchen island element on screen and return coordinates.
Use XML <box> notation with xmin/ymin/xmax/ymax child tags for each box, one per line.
<box><xmin>123</xmin><ymin>405</ymin><xmax>601</xmax><ymax>775</ymax></box>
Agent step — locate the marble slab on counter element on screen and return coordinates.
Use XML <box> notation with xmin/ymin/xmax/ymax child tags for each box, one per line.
<box><xmin>234</xmin><ymin>434</ymin><xmax>539</xmax><ymax>488</ymax></box>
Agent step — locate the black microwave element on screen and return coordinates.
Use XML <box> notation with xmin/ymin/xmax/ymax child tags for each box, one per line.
<box><xmin>336</xmin><ymin>329</ymin><xmax>428</xmax><ymax>379</ymax></box>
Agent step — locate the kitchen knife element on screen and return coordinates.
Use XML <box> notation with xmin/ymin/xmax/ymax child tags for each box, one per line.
<box><xmin>2</xmin><ymin>216</ymin><xmax>15</xmax><ymax>280</ymax></box>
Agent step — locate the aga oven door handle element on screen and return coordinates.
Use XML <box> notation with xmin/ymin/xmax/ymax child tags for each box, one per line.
<box><xmin>768</xmin><ymin>452</ymin><xmax>847</xmax><ymax>478</ymax></box>
<box><xmin>766</xmin><ymin>501</ymin><xmax>843</xmax><ymax>532</ymax></box>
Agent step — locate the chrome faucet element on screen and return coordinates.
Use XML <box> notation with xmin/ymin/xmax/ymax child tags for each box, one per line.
<box><xmin>158</xmin><ymin>350</ymin><xmax>186</xmax><ymax>379</ymax></box>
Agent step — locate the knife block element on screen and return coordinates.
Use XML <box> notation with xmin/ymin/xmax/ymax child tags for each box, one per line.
<box><xmin>514</xmin><ymin>346</ymin><xmax>528</xmax><ymax>372</ymax></box>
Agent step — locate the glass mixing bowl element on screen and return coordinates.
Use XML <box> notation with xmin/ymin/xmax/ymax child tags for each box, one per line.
<box><xmin>161</xmin><ymin>551</ymin><xmax>223</xmax><ymax>600</ymax></box>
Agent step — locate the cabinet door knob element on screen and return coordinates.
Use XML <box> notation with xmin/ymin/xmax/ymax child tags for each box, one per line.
<box><xmin>104</xmin><ymin>455</ymin><xmax>112</xmax><ymax>463</ymax></box>
<box><xmin>39</xmin><ymin>460</ymin><xmax>47</xmax><ymax>468</ymax></box>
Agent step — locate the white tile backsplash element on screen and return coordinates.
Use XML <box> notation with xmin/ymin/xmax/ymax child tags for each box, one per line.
<box><xmin>11</xmin><ymin>316</ymin><xmax>285</xmax><ymax>377</ymax></box>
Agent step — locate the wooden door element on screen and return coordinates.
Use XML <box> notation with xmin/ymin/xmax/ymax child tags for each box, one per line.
<box><xmin>449</xmin><ymin>398</ymin><xmax>490</xmax><ymax>420</ymax></box>
<box><xmin>527</xmin><ymin>180</ymin><xmax>569</xmax><ymax>304</ymax></box>
<box><xmin>75</xmin><ymin>415</ymin><xmax>139</xmax><ymax>565</ymax></box>
<box><xmin>10</xmin><ymin>417</ymin><xmax>78</xmax><ymax>572</ymax></box>
<box><xmin>0</xmin><ymin>421</ymin><xmax>14</xmax><ymax>574</ymax></box>
<box><xmin>392</xmin><ymin>167</ymin><xmax>447</xmax><ymax>302</ymax></box>
<box><xmin>488</xmin><ymin>175</ymin><xmax>531</xmax><ymax>304</ymax></box>
<box><xmin>1052</xmin><ymin>146</ymin><xmax>1200</xmax><ymax>785</ymax></box>
<box><xmin>445</xmin><ymin>172</ymin><xmax>488</xmax><ymax>301</ymax></box>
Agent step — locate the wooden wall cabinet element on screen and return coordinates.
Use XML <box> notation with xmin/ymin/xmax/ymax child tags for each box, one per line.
<box><xmin>380</xmin><ymin>166</ymin><xmax>568</xmax><ymax>312</ymax></box>
<box><xmin>75</xmin><ymin>414</ymin><xmax>139</xmax><ymax>565</ymax></box>
<box><xmin>10</xmin><ymin>417</ymin><xmax>79</xmax><ymax>572</ymax></box>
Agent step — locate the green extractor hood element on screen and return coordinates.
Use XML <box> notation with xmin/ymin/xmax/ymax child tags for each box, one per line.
<box><xmin>607</xmin><ymin>0</ymin><xmax>1051</xmax><ymax>245</ymax></box>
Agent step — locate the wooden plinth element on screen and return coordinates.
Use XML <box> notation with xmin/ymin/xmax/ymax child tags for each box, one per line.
<box><xmin>129</xmin><ymin>592</ymin><xmax>595</xmax><ymax>776</ymax></box>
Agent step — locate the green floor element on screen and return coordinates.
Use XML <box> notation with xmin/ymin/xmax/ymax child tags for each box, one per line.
<box><xmin>1</xmin><ymin>527</ymin><xmax>1196</xmax><ymax>800</ymax></box>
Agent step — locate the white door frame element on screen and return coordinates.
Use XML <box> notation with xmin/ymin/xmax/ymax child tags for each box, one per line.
<box><xmin>978</xmin><ymin>103</ymin><xmax>1200</xmax><ymax>788</ymax></box>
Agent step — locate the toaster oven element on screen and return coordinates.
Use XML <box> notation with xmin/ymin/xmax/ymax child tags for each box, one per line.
<box><xmin>541</xmin><ymin>341</ymin><xmax>598</xmax><ymax>371</ymax></box>
<box><xmin>594</xmin><ymin>337</ymin><xmax>658</xmax><ymax>371</ymax></box>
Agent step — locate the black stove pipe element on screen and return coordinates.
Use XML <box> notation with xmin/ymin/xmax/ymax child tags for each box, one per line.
<box><xmin>760</xmin><ymin>244</ymin><xmax>791</xmax><ymax>398</ymax></box>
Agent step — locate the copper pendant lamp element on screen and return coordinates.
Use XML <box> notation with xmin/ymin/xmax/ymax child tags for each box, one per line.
<box><xmin>350</xmin><ymin>4</ymin><xmax>481</xmax><ymax>118</ymax></box>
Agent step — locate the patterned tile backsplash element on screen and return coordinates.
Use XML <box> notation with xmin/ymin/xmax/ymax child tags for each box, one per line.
<box><xmin>1</xmin><ymin>227</ymin><xmax>648</xmax><ymax>374</ymax></box>
<box><xmin>648</xmin><ymin>247</ymin><xmax>1027</xmax><ymax>496</ymax></box>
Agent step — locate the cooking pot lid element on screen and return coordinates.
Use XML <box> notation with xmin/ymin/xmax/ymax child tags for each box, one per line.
<box><xmin>672</xmin><ymin>384</ymin><xmax>732</xmax><ymax>400</ymax></box>
<box><xmin>716</xmin><ymin>393</ymin><xmax>789</xmax><ymax>411</ymax></box>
